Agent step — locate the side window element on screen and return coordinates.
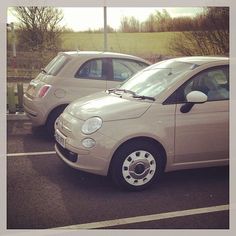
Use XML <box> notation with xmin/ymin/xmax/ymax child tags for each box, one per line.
<box><xmin>174</xmin><ymin>66</ymin><xmax>229</xmax><ymax>103</ymax></box>
<box><xmin>75</xmin><ymin>59</ymin><xmax>103</xmax><ymax>79</ymax></box>
<box><xmin>112</xmin><ymin>59</ymin><xmax>147</xmax><ymax>81</ymax></box>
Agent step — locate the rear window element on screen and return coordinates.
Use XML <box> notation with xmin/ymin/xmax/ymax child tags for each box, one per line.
<box><xmin>43</xmin><ymin>54</ymin><xmax>70</xmax><ymax>76</ymax></box>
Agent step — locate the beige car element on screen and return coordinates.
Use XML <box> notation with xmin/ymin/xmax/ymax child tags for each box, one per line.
<box><xmin>23</xmin><ymin>51</ymin><xmax>150</xmax><ymax>135</ymax></box>
<box><xmin>55</xmin><ymin>56</ymin><xmax>229</xmax><ymax>191</ymax></box>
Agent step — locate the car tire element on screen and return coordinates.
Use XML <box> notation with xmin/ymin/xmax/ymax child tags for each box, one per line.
<box><xmin>111</xmin><ymin>140</ymin><xmax>165</xmax><ymax>191</ymax></box>
<box><xmin>46</xmin><ymin>105</ymin><xmax>67</xmax><ymax>137</ymax></box>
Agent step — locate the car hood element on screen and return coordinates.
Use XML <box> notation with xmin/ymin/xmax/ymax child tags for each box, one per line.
<box><xmin>66</xmin><ymin>92</ymin><xmax>152</xmax><ymax>121</ymax></box>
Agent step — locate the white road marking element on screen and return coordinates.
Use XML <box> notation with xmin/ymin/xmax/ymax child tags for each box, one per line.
<box><xmin>53</xmin><ymin>204</ymin><xmax>229</xmax><ymax>229</ymax></box>
<box><xmin>7</xmin><ymin>151</ymin><xmax>56</xmax><ymax>157</ymax></box>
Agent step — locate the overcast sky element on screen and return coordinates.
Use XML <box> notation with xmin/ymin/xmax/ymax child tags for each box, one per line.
<box><xmin>8</xmin><ymin>7</ymin><xmax>204</xmax><ymax>31</ymax></box>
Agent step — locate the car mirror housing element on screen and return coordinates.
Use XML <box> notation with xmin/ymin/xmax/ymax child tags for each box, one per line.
<box><xmin>186</xmin><ymin>91</ymin><xmax>208</xmax><ymax>103</ymax></box>
<box><xmin>180</xmin><ymin>91</ymin><xmax>208</xmax><ymax>113</ymax></box>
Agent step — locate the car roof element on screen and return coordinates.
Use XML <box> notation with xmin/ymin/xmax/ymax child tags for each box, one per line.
<box><xmin>59</xmin><ymin>51</ymin><xmax>151</xmax><ymax>64</ymax></box>
<box><xmin>173</xmin><ymin>56</ymin><xmax>229</xmax><ymax>65</ymax></box>
<box><xmin>146</xmin><ymin>56</ymin><xmax>229</xmax><ymax>71</ymax></box>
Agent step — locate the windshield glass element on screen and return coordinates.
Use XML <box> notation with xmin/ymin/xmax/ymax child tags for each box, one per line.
<box><xmin>120</xmin><ymin>60</ymin><xmax>198</xmax><ymax>97</ymax></box>
<box><xmin>43</xmin><ymin>54</ymin><xmax>69</xmax><ymax>76</ymax></box>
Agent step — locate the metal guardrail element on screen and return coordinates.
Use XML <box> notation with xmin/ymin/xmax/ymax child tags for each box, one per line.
<box><xmin>7</xmin><ymin>83</ymin><xmax>24</xmax><ymax>114</ymax></box>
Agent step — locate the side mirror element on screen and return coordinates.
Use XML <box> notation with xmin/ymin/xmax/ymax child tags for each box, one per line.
<box><xmin>181</xmin><ymin>91</ymin><xmax>208</xmax><ymax>113</ymax></box>
<box><xmin>186</xmin><ymin>91</ymin><xmax>208</xmax><ymax>103</ymax></box>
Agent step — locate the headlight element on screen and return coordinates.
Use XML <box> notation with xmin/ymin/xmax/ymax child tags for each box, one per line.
<box><xmin>81</xmin><ymin>117</ymin><xmax>103</xmax><ymax>134</ymax></box>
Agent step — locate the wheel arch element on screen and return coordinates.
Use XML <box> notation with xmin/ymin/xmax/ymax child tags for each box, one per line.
<box><xmin>46</xmin><ymin>103</ymin><xmax>69</xmax><ymax>122</ymax></box>
<box><xmin>45</xmin><ymin>103</ymin><xmax>69</xmax><ymax>136</ymax></box>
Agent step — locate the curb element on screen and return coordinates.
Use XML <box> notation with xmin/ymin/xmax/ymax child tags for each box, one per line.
<box><xmin>7</xmin><ymin>112</ymin><xmax>30</xmax><ymax>121</ymax></box>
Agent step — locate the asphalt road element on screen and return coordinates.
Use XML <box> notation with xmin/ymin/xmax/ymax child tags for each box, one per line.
<box><xmin>7</xmin><ymin>120</ymin><xmax>229</xmax><ymax>229</ymax></box>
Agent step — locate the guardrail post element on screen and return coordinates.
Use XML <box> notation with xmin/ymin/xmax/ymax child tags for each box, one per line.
<box><xmin>17</xmin><ymin>82</ymin><xmax>24</xmax><ymax>111</ymax></box>
<box><xmin>7</xmin><ymin>84</ymin><xmax>16</xmax><ymax>114</ymax></box>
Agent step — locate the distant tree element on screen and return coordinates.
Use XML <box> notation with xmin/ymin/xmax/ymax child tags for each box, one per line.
<box><xmin>171</xmin><ymin>17</ymin><xmax>194</xmax><ymax>31</ymax></box>
<box><xmin>170</xmin><ymin>7</ymin><xmax>229</xmax><ymax>56</ymax></box>
<box><xmin>107</xmin><ymin>25</ymin><xmax>116</xmax><ymax>33</ymax></box>
<box><xmin>142</xmin><ymin>10</ymin><xmax>172</xmax><ymax>32</ymax></box>
<box><xmin>198</xmin><ymin>7</ymin><xmax>229</xmax><ymax>53</ymax></box>
<box><xmin>154</xmin><ymin>9</ymin><xmax>172</xmax><ymax>31</ymax></box>
<box><xmin>119</xmin><ymin>9</ymin><xmax>201</xmax><ymax>33</ymax></box>
<box><xmin>129</xmin><ymin>16</ymin><xmax>140</xmax><ymax>32</ymax></box>
<box><xmin>12</xmin><ymin>7</ymin><xmax>64</xmax><ymax>51</ymax></box>
<box><xmin>119</xmin><ymin>16</ymin><xmax>129</xmax><ymax>32</ymax></box>
<box><xmin>142</xmin><ymin>14</ymin><xmax>156</xmax><ymax>32</ymax></box>
<box><xmin>62</xmin><ymin>27</ymin><xmax>74</xmax><ymax>33</ymax></box>
<box><xmin>119</xmin><ymin>16</ymin><xmax>140</xmax><ymax>32</ymax></box>
<box><xmin>93</xmin><ymin>25</ymin><xmax>116</xmax><ymax>33</ymax></box>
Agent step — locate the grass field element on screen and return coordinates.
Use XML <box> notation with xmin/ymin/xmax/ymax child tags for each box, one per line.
<box><xmin>61</xmin><ymin>31</ymin><xmax>179</xmax><ymax>57</ymax></box>
<box><xmin>8</xmin><ymin>31</ymin><xmax>181</xmax><ymax>78</ymax></box>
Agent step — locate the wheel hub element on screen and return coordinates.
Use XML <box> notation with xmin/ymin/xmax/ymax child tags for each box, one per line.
<box><xmin>122</xmin><ymin>150</ymin><xmax>156</xmax><ymax>186</ymax></box>
<box><xmin>129</xmin><ymin>159</ymin><xmax>150</xmax><ymax>179</ymax></box>
<box><xmin>134</xmin><ymin>162</ymin><xmax>145</xmax><ymax>174</ymax></box>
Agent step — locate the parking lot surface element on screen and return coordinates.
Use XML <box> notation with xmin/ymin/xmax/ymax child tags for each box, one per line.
<box><xmin>7</xmin><ymin>120</ymin><xmax>229</xmax><ymax>229</ymax></box>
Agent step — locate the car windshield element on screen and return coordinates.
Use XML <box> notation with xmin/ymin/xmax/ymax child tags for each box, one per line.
<box><xmin>120</xmin><ymin>60</ymin><xmax>198</xmax><ymax>98</ymax></box>
<box><xmin>43</xmin><ymin>54</ymin><xmax>70</xmax><ymax>76</ymax></box>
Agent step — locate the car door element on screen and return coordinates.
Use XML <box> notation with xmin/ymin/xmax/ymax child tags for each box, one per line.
<box><xmin>62</xmin><ymin>58</ymin><xmax>108</xmax><ymax>101</ymax></box>
<box><xmin>173</xmin><ymin>65</ymin><xmax>229</xmax><ymax>164</ymax></box>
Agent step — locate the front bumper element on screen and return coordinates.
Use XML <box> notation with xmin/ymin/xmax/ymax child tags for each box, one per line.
<box><xmin>54</xmin><ymin>113</ymin><xmax>117</xmax><ymax>176</ymax></box>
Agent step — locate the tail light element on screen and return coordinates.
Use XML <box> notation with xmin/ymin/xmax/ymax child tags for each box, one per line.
<box><xmin>37</xmin><ymin>85</ymin><xmax>51</xmax><ymax>98</ymax></box>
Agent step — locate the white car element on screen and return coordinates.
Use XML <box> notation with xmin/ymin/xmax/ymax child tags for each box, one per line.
<box><xmin>23</xmin><ymin>51</ymin><xmax>150</xmax><ymax>135</ymax></box>
<box><xmin>55</xmin><ymin>56</ymin><xmax>229</xmax><ymax>191</ymax></box>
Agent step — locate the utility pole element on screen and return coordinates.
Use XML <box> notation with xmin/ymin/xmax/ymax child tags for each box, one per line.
<box><xmin>11</xmin><ymin>23</ymin><xmax>16</xmax><ymax>59</ymax></box>
<box><xmin>104</xmin><ymin>6</ymin><xmax>107</xmax><ymax>51</ymax></box>
<box><xmin>7</xmin><ymin>22</ymin><xmax>17</xmax><ymax>73</ymax></box>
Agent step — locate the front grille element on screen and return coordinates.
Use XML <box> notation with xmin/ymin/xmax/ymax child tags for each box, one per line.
<box><xmin>56</xmin><ymin>143</ymin><xmax>77</xmax><ymax>163</ymax></box>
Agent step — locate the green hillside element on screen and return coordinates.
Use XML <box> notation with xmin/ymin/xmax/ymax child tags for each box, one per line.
<box><xmin>61</xmin><ymin>32</ymin><xmax>180</xmax><ymax>57</ymax></box>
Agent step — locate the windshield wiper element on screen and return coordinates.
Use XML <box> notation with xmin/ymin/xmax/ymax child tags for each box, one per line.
<box><xmin>107</xmin><ymin>88</ymin><xmax>136</xmax><ymax>96</ymax></box>
<box><xmin>133</xmin><ymin>94</ymin><xmax>156</xmax><ymax>101</ymax></box>
<box><xmin>107</xmin><ymin>88</ymin><xmax>155</xmax><ymax>101</ymax></box>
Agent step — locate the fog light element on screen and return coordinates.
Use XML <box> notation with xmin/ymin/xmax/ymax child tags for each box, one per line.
<box><xmin>82</xmin><ymin>138</ymin><xmax>96</xmax><ymax>148</ymax></box>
